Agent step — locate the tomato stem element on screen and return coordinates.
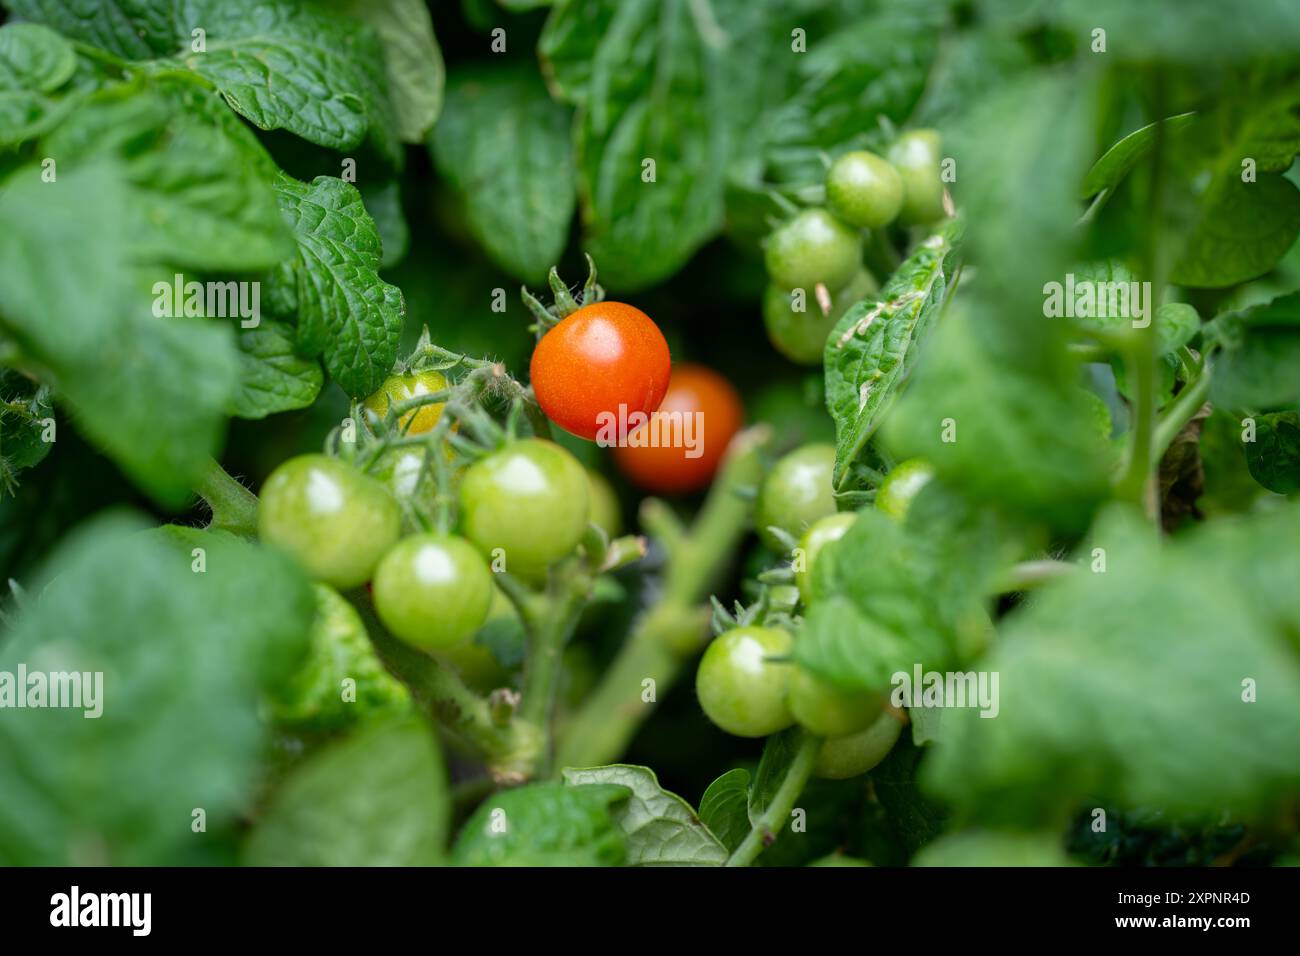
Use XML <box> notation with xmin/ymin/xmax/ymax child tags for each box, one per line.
<box><xmin>725</xmin><ymin>730</ymin><xmax>821</xmax><ymax>867</ymax></box>
<box><xmin>554</xmin><ymin>426</ymin><xmax>770</xmax><ymax>770</ymax></box>
<box><xmin>194</xmin><ymin>458</ymin><xmax>259</xmax><ymax>537</ymax></box>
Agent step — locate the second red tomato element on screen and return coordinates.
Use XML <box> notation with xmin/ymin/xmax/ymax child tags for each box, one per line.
<box><xmin>613</xmin><ymin>364</ymin><xmax>744</xmax><ymax>494</ymax></box>
<box><xmin>530</xmin><ymin>301</ymin><xmax>671</xmax><ymax>441</ymax></box>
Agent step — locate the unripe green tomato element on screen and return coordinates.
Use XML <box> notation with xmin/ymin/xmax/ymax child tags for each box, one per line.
<box><xmin>875</xmin><ymin>458</ymin><xmax>935</xmax><ymax>521</ymax></box>
<box><xmin>755</xmin><ymin>443</ymin><xmax>838</xmax><ymax>551</ymax></box>
<box><xmin>372</xmin><ymin>533</ymin><xmax>493</xmax><ymax>650</ymax></box>
<box><xmin>363</xmin><ymin>368</ymin><xmax>449</xmax><ymax>435</ymax></box>
<box><xmin>826</xmin><ymin>150</ymin><xmax>905</xmax><ymax>228</ymax></box>
<box><xmin>795</xmin><ymin>511</ymin><xmax>857</xmax><ymax>603</ymax></box>
<box><xmin>789</xmin><ymin>667</ymin><xmax>882</xmax><ymax>737</ymax></box>
<box><xmin>458</xmin><ymin>438</ymin><xmax>590</xmax><ymax>576</ymax></box>
<box><xmin>585</xmin><ymin>468</ymin><xmax>623</xmax><ymax>540</ymax></box>
<box><xmin>763</xmin><ymin>270</ymin><xmax>878</xmax><ymax>365</ymax></box>
<box><xmin>813</xmin><ymin>708</ymin><xmax>904</xmax><ymax>779</ymax></box>
<box><xmin>258</xmin><ymin>454</ymin><xmax>401</xmax><ymax>589</ymax></box>
<box><xmin>270</xmin><ymin>584</ymin><xmax>410</xmax><ymax>729</ymax></box>
<box><xmin>436</xmin><ymin>586</ymin><xmax>521</xmax><ymax>692</ymax></box>
<box><xmin>696</xmin><ymin>626</ymin><xmax>795</xmax><ymax>738</ymax></box>
<box><xmin>887</xmin><ymin>129</ymin><xmax>946</xmax><ymax>226</ymax></box>
<box><xmin>764</xmin><ymin>208</ymin><xmax>863</xmax><ymax>291</ymax></box>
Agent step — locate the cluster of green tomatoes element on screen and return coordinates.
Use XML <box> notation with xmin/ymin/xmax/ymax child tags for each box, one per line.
<box><xmin>762</xmin><ymin>129</ymin><xmax>947</xmax><ymax>364</ymax></box>
<box><xmin>258</xmin><ymin>369</ymin><xmax>607</xmax><ymax>664</ymax></box>
<box><xmin>694</xmin><ymin>436</ymin><xmax>936</xmax><ymax>777</ymax></box>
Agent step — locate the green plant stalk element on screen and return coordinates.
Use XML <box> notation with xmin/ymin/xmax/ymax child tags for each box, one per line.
<box><xmin>725</xmin><ymin>731</ymin><xmax>821</xmax><ymax>867</ymax></box>
<box><xmin>1116</xmin><ymin>334</ymin><xmax>1159</xmax><ymax>517</ymax></box>
<box><xmin>518</xmin><ymin>566</ymin><xmax>591</xmax><ymax>751</ymax></box>
<box><xmin>194</xmin><ymin>458</ymin><xmax>260</xmax><ymax>537</ymax></box>
<box><xmin>367</xmin><ymin>616</ymin><xmax>543</xmax><ymax>783</ymax></box>
<box><xmin>1153</xmin><ymin>363</ymin><xmax>1212</xmax><ymax>460</ymax></box>
<box><xmin>555</xmin><ymin>426</ymin><xmax>770</xmax><ymax>770</ymax></box>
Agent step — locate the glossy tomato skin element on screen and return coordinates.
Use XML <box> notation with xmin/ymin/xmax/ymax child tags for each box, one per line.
<box><xmin>789</xmin><ymin>667</ymin><xmax>881</xmax><ymax>737</ymax></box>
<box><xmin>696</xmin><ymin>626</ymin><xmax>795</xmax><ymax>738</ymax></box>
<box><xmin>795</xmin><ymin>511</ymin><xmax>857</xmax><ymax>603</ymax></box>
<box><xmin>530</xmin><ymin>301</ymin><xmax>671</xmax><ymax>441</ymax></box>
<box><xmin>458</xmin><ymin>438</ymin><xmax>590</xmax><ymax>575</ymax></box>
<box><xmin>755</xmin><ymin>443</ymin><xmax>838</xmax><ymax>551</ymax></box>
<box><xmin>613</xmin><ymin>363</ymin><xmax>744</xmax><ymax>494</ymax></box>
<box><xmin>373</xmin><ymin>533</ymin><xmax>493</xmax><ymax>650</ymax></box>
<box><xmin>888</xmin><ymin>129</ymin><xmax>946</xmax><ymax>226</ymax></box>
<box><xmin>259</xmin><ymin>454</ymin><xmax>401</xmax><ymax>589</ymax></box>
<box><xmin>764</xmin><ymin>208</ymin><xmax>862</xmax><ymax>292</ymax></box>
<box><xmin>814</xmin><ymin>709</ymin><xmax>904</xmax><ymax>780</ymax></box>
<box><xmin>826</xmin><ymin>150</ymin><xmax>904</xmax><ymax>229</ymax></box>
<box><xmin>763</xmin><ymin>270</ymin><xmax>877</xmax><ymax>366</ymax></box>
<box><xmin>363</xmin><ymin>369</ymin><xmax>450</xmax><ymax>435</ymax></box>
<box><xmin>875</xmin><ymin>457</ymin><xmax>934</xmax><ymax>521</ymax></box>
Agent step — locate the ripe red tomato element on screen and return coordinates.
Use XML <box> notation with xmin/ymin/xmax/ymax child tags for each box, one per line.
<box><xmin>613</xmin><ymin>364</ymin><xmax>744</xmax><ymax>494</ymax></box>
<box><xmin>529</xmin><ymin>301</ymin><xmax>671</xmax><ymax>441</ymax></box>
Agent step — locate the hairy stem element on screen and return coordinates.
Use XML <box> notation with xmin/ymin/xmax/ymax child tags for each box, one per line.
<box><xmin>725</xmin><ymin>731</ymin><xmax>821</xmax><ymax>867</ymax></box>
<box><xmin>555</xmin><ymin>426</ymin><xmax>769</xmax><ymax>770</ymax></box>
<box><xmin>195</xmin><ymin>458</ymin><xmax>260</xmax><ymax>537</ymax></box>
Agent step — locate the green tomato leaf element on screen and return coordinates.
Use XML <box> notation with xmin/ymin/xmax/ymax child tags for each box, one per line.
<box><xmin>0</xmin><ymin>512</ymin><xmax>313</xmax><ymax>865</ymax></box>
<box><xmin>0</xmin><ymin>162</ymin><xmax>241</xmax><ymax>507</ymax></box>
<box><xmin>1170</xmin><ymin>174</ymin><xmax>1300</xmax><ymax>288</ymax></box>
<box><xmin>824</xmin><ymin>222</ymin><xmax>959</xmax><ymax>490</ymax></box>
<box><xmin>1209</xmin><ymin>291</ymin><xmax>1300</xmax><ymax>411</ymax></box>
<box><xmin>44</xmin><ymin>79</ymin><xmax>294</xmax><ymax>272</ymax></box>
<box><xmin>1245</xmin><ymin>412</ymin><xmax>1300</xmax><ymax>494</ymax></box>
<box><xmin>697</xmin><ymin>767</ymin><xmax>750</xmax><ymax>854</ymax></box>
<box><xmin>747</xmin><ymin>728</ymin><xmax>802</xmax><ymax>827</ymax></box>
<box><xmin>797</xmin><ymin>483</ymin><xmax>1017</xmax><ymax>694</ymax></box>
<box><xmin>563</xmin><ymin>764</ymin><xmax>729</xmax><ymax>866</ymax></box>
<box><xmin>431</xmin><ymin>64</ymin><xmax>575</xmax><ymax>283</ymax></box>
<box><xmin>0</xmin><ymin>375</ymin><xmax>53</xmax><ymax>492</ymax></box>
<box><xmin>270</xmin><ymin>173</ymin><xmax>405</xmax><ymax>399</ymax></box>
<box><xmin>0</xmin><ymin>22</ymin><xmax>76</xmax><ymax>92</ymax></box>
<box><xmin>229</xmin><ymin>320</ymin><xmax>324</xmax><ymax>420</ymax></box>
<box><xmin>152</xmin><ymin>526</ymin><xmax>316</xmax><ymax>692</ymax></box>
<box><xmin>2</xmin><ymin>0</ymin><xmax>183</xmax><ymax>59</ymax></box>
<box><xmin>452</xmin><ymin>781</ymin><xmax>628</xmax><ymax>866</ymax></box>
<box><xmin>170</xmin><ymin>0</ymin><xmax>391</xmax><ymax>159</ymax></box>
<box><xmin>923</xmin><ymin>504</ymin><xmax>1300</xmax><ymax>826</ymax></box>
<box><xmin>10</xmin><ymin>0</ymin><xmax>399</xmax><ymax>160</ymax></box>
<box><xmin>1080</xmin><ymin>113</ymin><xmax>1196</xmax><ymax>199</ymax></box>
<box><xmin>267</xmin><ymin>584</ymin><xmax>411</xmax><ymax>729</ymax></box>
<box><xmin>318</xmin><ymin>0</ymin><xmax>443</xmax><ymax>143</ymax></box>
<box><xmin>913</xmin><ymin>830</ymin><xmax>1076</xmax><ymax>867</ymax></box>
<box><xmin>539</xmin><ymin>0</ymin><xmax>768</xmax><ymax>289</ymax></box>
<box><xmin>245</xmin><ymin>718</ymin><xmax>448</xmax><ymax>866</ymax></box>
<box><xmin>1050</xmin><ymin>0</ymin><xmax>1300</xmax><ymax>62</ymax></box>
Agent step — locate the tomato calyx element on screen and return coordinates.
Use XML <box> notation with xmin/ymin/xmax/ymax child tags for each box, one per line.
<box><xmin>521</xmin><ymin>253</ymin><xmax>605</xmax><ymax>335</ymax></box>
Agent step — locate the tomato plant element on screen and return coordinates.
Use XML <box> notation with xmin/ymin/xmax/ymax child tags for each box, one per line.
<box><xmin>4</xmin><ymin>0</ymin><xmax>1300</xmax><ymax>883</ymax></box>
